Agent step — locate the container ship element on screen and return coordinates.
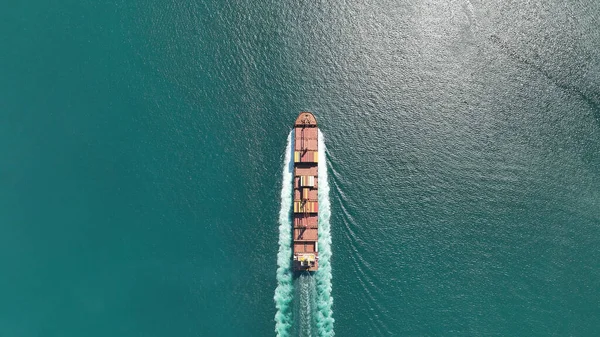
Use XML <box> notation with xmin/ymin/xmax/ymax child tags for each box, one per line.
<box><xmin>292</xmin><ymin>112</ymin><xmax>319</xmax><ymax>272</ymax></box>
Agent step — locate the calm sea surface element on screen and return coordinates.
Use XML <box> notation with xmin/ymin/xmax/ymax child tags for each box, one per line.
<box><xmin>2</xmin><ymin>0</ymin><xmax>600</xmax><ymax>336</ymax></box>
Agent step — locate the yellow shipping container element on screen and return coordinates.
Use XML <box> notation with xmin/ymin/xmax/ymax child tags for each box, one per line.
<box><xmin>302</xmin><ymin>188</ymin><xmax>309</xmax><ymax>200</ymax></box>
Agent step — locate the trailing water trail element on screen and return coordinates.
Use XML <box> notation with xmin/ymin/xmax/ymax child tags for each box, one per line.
<box><xmin>314</xmin><ymin>130</ymin><xmax>335</xmax><ymax>336</ymax></box>
<box><xmin>274</xmin><ymin>131</ymin><xmax>294</xmax><ymax>337</ymax></box>
<box><xmin>296</xmin><ymin>273</ymin><xmax>317</xmax><ymax>337</ymax></box>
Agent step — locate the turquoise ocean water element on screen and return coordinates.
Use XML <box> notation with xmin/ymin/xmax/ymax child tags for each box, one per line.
<box><xmin>2</xmin><ymin>1</ymin><xmax>600</xmax><ymax>336</ymax></box>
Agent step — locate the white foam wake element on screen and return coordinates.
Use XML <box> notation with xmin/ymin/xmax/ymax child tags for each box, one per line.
<box><xmin>274</xmin><ymin>131</ymin><xmax>295</xmax><ymax>337</ymax></box>
<box><xmin>315</xmin><ymin>130</ymin><xmax>335</xmax><ymax>336</ymax></box>
<box><xmin>298</xmin><ymin>274</ymin><xmax>316</xmax><ymax>337</ymax></box>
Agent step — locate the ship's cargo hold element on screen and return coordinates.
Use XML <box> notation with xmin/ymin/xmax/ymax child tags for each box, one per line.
<box><xmin>299</xmin><ymin>176</ymin><xmax>315</xmax><ymax>187</ymax></box>
<box><xmin>292</xmin><ymin>112</ymin><xmax>320</xmax><ymax>272</ymax></box>
<box><xmin>293</xmin><ymin>201</ymin><xmax>318</xmax><ymax>213</ymax></box>
<box><xmin>294</xmin><ymin>151</ymin><xmax>318</xmax><ymax>163</ymax></box>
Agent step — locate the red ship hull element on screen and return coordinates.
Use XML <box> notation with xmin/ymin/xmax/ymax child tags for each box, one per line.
<box><xmin>292</xmin><ymin>112</ymin><xmax>319</xmax><ymax>272</ymax></box>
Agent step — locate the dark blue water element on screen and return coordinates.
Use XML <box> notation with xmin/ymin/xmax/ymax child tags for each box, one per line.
<box><xmin>2</xmin><ymin>0</ymin><xmax>599</xmax><ymax>336</ymax></box>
